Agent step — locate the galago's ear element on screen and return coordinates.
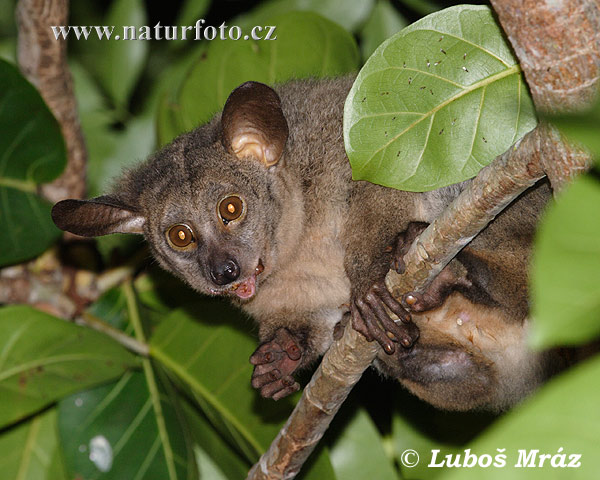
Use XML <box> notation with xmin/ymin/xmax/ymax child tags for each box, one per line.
<box><xmin>221</xmin><ymin>81</ymin><xmax>289</xmax><ymax>168</ymax></box>
<box><xmin>51</xmin><ymin>196</ymin><xmax>145</xmax><ymax>237</ymax></box>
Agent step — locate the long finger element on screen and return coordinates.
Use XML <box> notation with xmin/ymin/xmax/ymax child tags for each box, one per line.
<box><xmin>355</xmin><ymin>298</ymin><xmax>396</xmax><ymax>354</ymax></box>
<box><xmin>366</xmin><ymin>292</ymin><xmax>416</xmax><ymax>348</ymax></box>
<box><xmin>373</xmin><ymin>283</ymin><xmax>412</xmax><ymax>323</ymax></box>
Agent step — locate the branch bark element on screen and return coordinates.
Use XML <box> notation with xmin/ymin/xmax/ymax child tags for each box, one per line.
<box><xmin>490</xmin><ymin>0</ymin><xmax>599</xmax><ymax>192</ymax></box>
<box><xmin>17</xmin><ymin>0</ymin><xmax>87</xmax><ymax>202</ymax></box>
<box><xmin>247</xmin><ymin>1</ymin><xmax>599</xmax><ymax>478</ymax></box>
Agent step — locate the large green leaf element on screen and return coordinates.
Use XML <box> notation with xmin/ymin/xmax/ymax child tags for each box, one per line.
<box><xmin>175</xmin><ymin>0</ymin><xmax>211</xmax><ymax>29</ymax></box>
<box><xmin>330</xmin><ymin>408</ymin><xmax>399</xmax><ymax>479</ymax></box>
<box><xmin>344</xmin><ymin>5</ymin><xmax>537</xmax><ymax>192</ymax></box>
<box><xmin>149</xmin><ymin>303</ymin><xmax>295</xmax><ymax>461</ymax></box>
<box><xmin>440</xmin><ymin>355</ymin><xmax>600</xmax><ymax>479</ymax></box>
<box><xmin>0</xmin><ymin>59</ymin><xmax>66</xmax><ymax>266</ymax></box>
<box><xmin>87</xmin><ymin>114</ymin><xmax>155</xmax><ymax>198</ymax></box>
<box><xmin>159</xmin><ymin>11</ymin><xmax>359</xmax><ymax>144</ymax></box>
<box><xmin>58</xmin><ymin>370</ymin><xmax>196</xmax><ymax>480</ymax></box>
<box><xmin>0</xmin><ymin>408</ymin><xmax>67</xmax><ymax>480</ymax></box>
<box><xmin>57</xmin><ymin>282</ymin><xmax>196</xmax><ymax>479</ymax></box>
<box><xmin>239</xmin><ymin>0</ymin><xmax>375</xmax><ymax>32</ymax></box>
<box><xmin>194</xmin><ymin>446</ymin><xmax>230</xmax><ymax>480</ymax></box>
<box><xmin>149</xmin><ymin>302</ymin><xmax>337</xmax><ymax>479</ymax></box>
<box><xmin>95</xmin><ymin>0</ymin><xmax>148</xmax><ymax>108</ymax></box>
<box><xmin>182</xmin><ymin>399</ymin><xmax>250</xmax><ymax>480</ymax></box>
<box><xmin>530</xmin><ymin>175</ymin><xmax>600</xmax><ymax>348</ymax></box>
<box><xmin>360</xmin><ymin>0</ymin><xmax>407</xmax><ymax>61</ymax></box>
<box><xmin>0</xmin><ymin>305</ymin><xmax>138</xmax><ymax>428</ymax></box>
<box><xmin>0</xmin><ymin>60</ymin><xmax>65</xmax><ymax>183</ymax></box>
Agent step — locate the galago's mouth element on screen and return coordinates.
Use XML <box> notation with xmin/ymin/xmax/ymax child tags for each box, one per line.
<box><xmin>229</xmin><ymin>259</ymin><xmax>264</xmax><ymax>300</ymax></box>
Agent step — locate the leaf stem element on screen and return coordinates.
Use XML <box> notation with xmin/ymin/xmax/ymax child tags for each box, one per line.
<box><xmin>0</xmin><ymin>177</ymin><xmax>37</xmax><ymax>193</ymax></box>
<box><xmin>77</xmin><ymin>311</ymin><xmax>149</xmax><ymax>357</ymax></box>
<box><xmin>123</xmin><ymin>279</ymin><xmax>147</xmax><ymax>343</ymax></box>
<box><xmin>142</xmin><ymin>359</ymin><xmax>178</xmax><ymax>480</ymax></box>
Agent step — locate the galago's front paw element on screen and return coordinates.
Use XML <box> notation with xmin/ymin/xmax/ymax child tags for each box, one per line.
<box><xmin>249</xmin><ymin>327</ymin><xmax>303</xmax><ymax>400</ymax></box>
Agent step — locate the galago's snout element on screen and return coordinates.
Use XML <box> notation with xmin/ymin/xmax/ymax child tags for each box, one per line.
<box><xmin>209</xmin><ymin>257</ymin><xmax>240</xmax><ymax>285</ymax></box>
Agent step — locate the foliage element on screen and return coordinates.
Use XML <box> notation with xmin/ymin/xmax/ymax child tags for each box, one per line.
<box><xmin>0</xmin><ymin>1</ymin><xmax>598</xmax><ymax>479</ymax></box>
<box><xmin>158</xmin><ymin>11</ymin><xmax>360</xmax><ymax>145</ymax></box>
<box><xmin>0</xmin><ymin>60</ymin><xmax>65</xmax><ymax>266</ymax></box>
<box><xmin>529</xmin><ymin>99</ymin><xmax>600</xmax><ymax>347</ymax></box>
<box><xmin>344</xmin><ymin>5</ymin><xmax>537</xmax><ymax>191</ymax></box>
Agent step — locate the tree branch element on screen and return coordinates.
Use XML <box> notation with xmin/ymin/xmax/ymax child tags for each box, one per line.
<box><xmin>490</xmin><ymin>0</ymin><xmax>600</xmax><ymax>114</ymax></box>
<box><xmin>490</xmin><ymin>0</ymin><xmax>599</xmax><ymax>192</ymax></box>
<box><xmin>17</xmin><ymin>0</ymin><xmax>87</xmax><ymax>202</ymax></box>
<box><xmin>247</xmin><ymin>1</ymin><xmax>598</xmax><ymax>478</ymax></box>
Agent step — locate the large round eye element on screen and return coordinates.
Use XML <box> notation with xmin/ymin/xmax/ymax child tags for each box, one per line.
<box><xmin>218</xmin><ymin>195</ymin><xmax>245</xmax><ymax>224</ymax></box>
<box><xmin>166</xmin><ymin>224</ymin><xmax>196</xmax><ymax>250</ymax></box>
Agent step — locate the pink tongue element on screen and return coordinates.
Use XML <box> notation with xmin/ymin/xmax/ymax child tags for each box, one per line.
<box><xmin>235</xmin><ymin>275</ymin><xmax>256</xmax><ymax>299</ymax></box>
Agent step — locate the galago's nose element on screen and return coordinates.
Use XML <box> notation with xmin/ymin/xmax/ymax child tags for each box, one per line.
<box><xmin>209</xmin><ymin>258</ymin><xmax>240</xmax><ymax>285</ymax></box>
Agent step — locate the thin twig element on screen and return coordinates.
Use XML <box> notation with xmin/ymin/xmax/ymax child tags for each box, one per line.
<box><xmin>76</xmin><ymin>312</ymin><xmax>149</xmax><ymax>357</ymax></box>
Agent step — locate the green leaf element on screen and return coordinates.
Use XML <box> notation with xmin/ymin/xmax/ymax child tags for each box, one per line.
<box><xmin>531</xmin><ymin>175</ymin><xmax>600</xmax><ymax>348</ymax></box>
<box><xmin>194</xmin><ymin>446</ymin><xmax>230</xmax><ymax>480</ymax></box>
<box><xmin>72</xmin><ymin>57</ymin><xmax>155</xmax><ymax>259</ymax></box>
<box><xmin>149</xmin><ymin>302</ymin><xmax>338</xmax><ymax>478</ymax></box>
<box><xmin>87</xmin><ymin>114</ymin><xmax>155</xmax><ymax>198</ymax></box>
<box><xmin>440</xmin><ymin>355</ymin><xmax>600</xmax><ymax>479</ymax></box>
<box><xmin>59</xmin><ymin>283</ymin><xmax>196</xmax><ymax>479</ymax></box>
<box><xmin>86</xmin><ymin>287</ymin><xmax>132</xmax><ymax>332</ymax></box>
<box><xmin>154</xmin><ymin>46</ymin><xmax>208</xmax><ymax>147</ymax></box>
<box><xmin>0</xmin><ymin>59</ymin><xmax>66</xmax><ymax>266</ymax></box>
<box><xmin>330</xmin><ymin>408</ymin><xmax>399</xmax><ymax>480</ymax></box>
<box><xmin>360</xmin><ymin>0</ymin><xmax>407</xmax><ymax>61</ymax></box>
<box><xmin>0</xmin><ymin>305</ymin><xmax>138</xmax><ymax>428</ymax></box>
<box><xmin>299</xmin><ymin>448</ymin><xmax>337</xmax><ymax>480</ymax></box>
<box><xmin>0</xmin><ymin>38</ymin><xmax>16</xmax><ymax>64</ymax></box>
<box><xmin>240</xmin><ymin>0</ymin><xmax>375</xmax><ymax>32</ymax></box>
<box><xmin>0</xmin><ymin>60</ymin><xmax>64</xmax><ymax>184</ymax></box>
<box><xmin>134</xmin><ymin>269</ymin><xmax>198</xmax><ymax>314</ymax></box>
<box><xmin>0</xmin><ymin>187</ymin><xmax>61</xmax><ymax>266</ymax></box>
<box><xmin>163</xmin><ymin>11</ymin><xmax>358</xmax><ymax>142</ymax></box>
<box><xmin>70</xmin><ymin>61</ymin><xmax>117</xmax><ymax>130</ymax></box>
<box><xmin>95</xmin><ymin>0</ymin><xmax>149</xmax><ymax>108</ymax></box>
<box><xmin>182</xmin><ymin>399</ymin><xmax>250</xmax><ymax>480</ymax></box>
<box><xmin>149</xmin><ymin>303</ymin><xmax>295</xmax><ymax>461</ymax></box>
<box><xmin>0</xmin><ymin>408</ymin><xmax>67</xmax><ymax>480</ymax></box>
<box><xmin>344</xmin><ymin>5</ymin><xmax>537</xmax><ymax>192</ymax></box>
<box><xmin>58</xmin><ymin>369</ymin><xmax>196</xmax><ymax>480</ymax></box>
<box><xmin>175</xmin><ymin>0</ymin><xmax>211</xmax><ymax>28</ymax></box>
